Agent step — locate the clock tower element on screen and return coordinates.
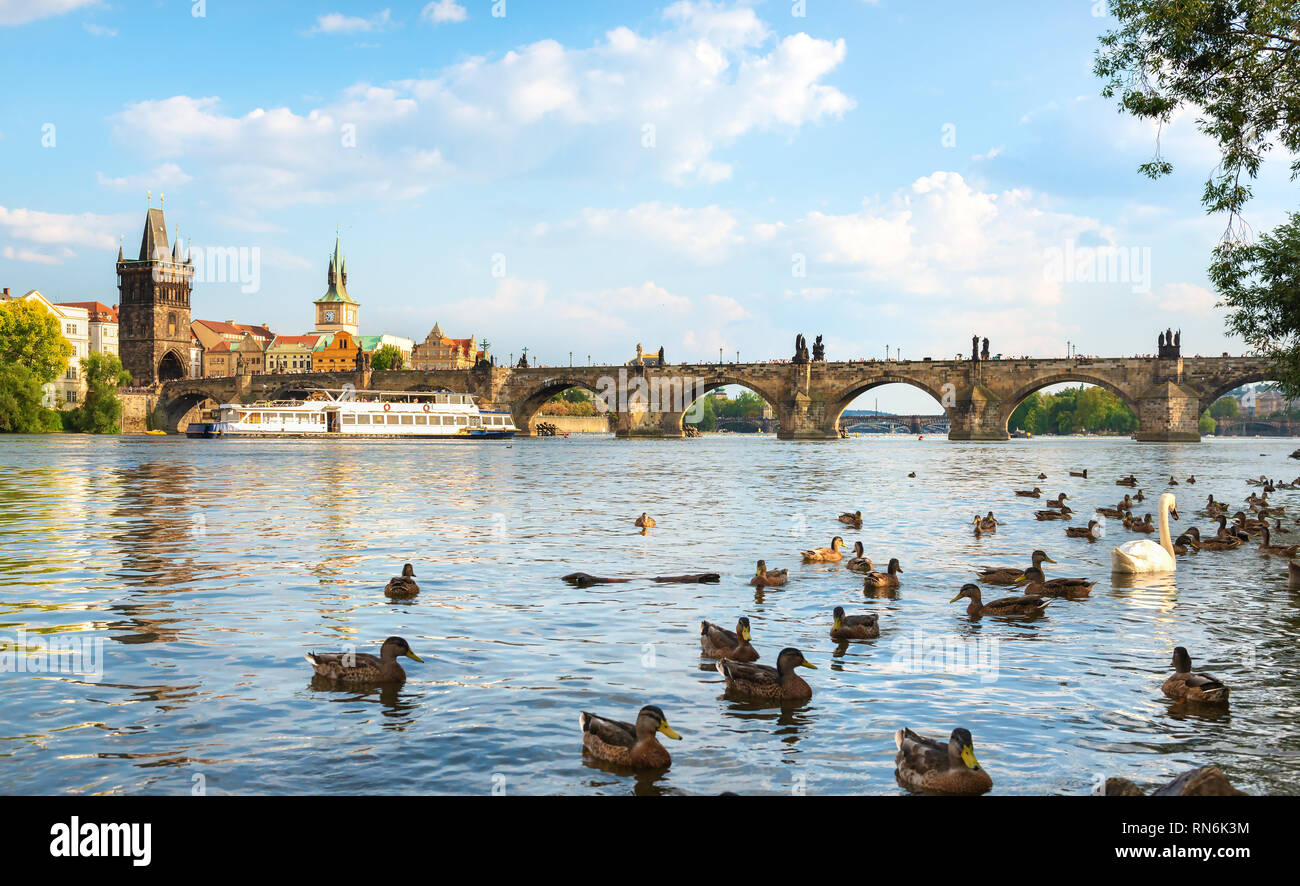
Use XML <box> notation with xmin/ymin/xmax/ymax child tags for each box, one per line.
<box><xmin>312</xmin><ymin>235</ymin><xmax>360</xmax><ymax>337</ymax></box>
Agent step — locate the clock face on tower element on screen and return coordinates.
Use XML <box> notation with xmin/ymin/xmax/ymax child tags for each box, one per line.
<box><xmin>324</xmin><ymin>310</ymin><xmax>336</xmax><ymax>323</ymax></box>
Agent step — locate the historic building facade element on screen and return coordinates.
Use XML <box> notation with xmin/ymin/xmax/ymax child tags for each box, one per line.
<box><xmin>266</xmin><ymin>335</ymin><xmax>321</xmax><ymax>373</ymax></box>
<box><xmin>116</xmin><ymin>207</ymin><xmax>193</xmax><ymax>385</ymax></box>
<box><xmin>312</xmin><ymin>330</ymin><xmax>363</xmax><ymax>373</ymax></box>
<box><xmin>0</xmin><ymin>289</ymin><xmax>89</xmax><ymax>407</ymax></box>
<box><xmin>55</xmin><ymin>301</ymin><xmax>118</xmax><ymax>357</ymax></box>
<box><xmin>311</xmin><ymin>236</ymin><xmax>359</xmax><ymax>337</ymax></box>
<box><xmin>411</xmin><ymin>322</ymin><xmax>484</xmax><ymax>370</ymax></box>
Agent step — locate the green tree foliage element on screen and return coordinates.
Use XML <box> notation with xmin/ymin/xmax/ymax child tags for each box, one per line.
<box><xmin>716</xmin><ymin>390</ymin><xmax>768</xmax><ymax>419</ymax></box>
<box><xmin>0</xmin><ymin>298</ymin><xmax>72</xmax><ymax>384</ymax></box>
<box><xmin>1008</xmin><ymin>386</ymin><xmax>1137</xmax><ymax>435</ymax></box>
<box><xmin>1096</xmin><ymin>1</ymin><xmax>1300</xmax><ymax>392</ymax></box>
<box><xmin>370</xmin><ymin>344</ymin><xmax>404</xmax><ymax>371</ymax></box>
<box><xmin>0</xmin><ymin>361</ymin><xmax>60</xmax><ymax>433</ymax></box>
<box><xmin>1200</xmin><ymin>411</ymin><xmax>1218</xmax><ymax>435</ymax></box>
<box><xmin>1209</xmin><ymin>396</ymin><xmax>1240</xmax><ymax>418</ymax></box>
<box><xmin>66</xmin><ymin>353</ymin><xmax>131</xmax><ymax>434</ymax></box>
<box><xmin>688</xmin><ymin>394</ymin><xmax>717</xmax><ymax>431</ymax></box>
<box><xmin>541</xmin><ymin>387</ymin><xmax>597</xmax><ymax>416</ymax></box>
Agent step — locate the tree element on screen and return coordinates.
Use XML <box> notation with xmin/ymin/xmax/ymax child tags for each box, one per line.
<box><xmin>1209</xmin><ymin>395</ymin><xmax>1240</xmax><ymax>418</ymax></box>
<box><xmin>0</xmin><ymin>361</ymin><xmax>59</xmax><ymax>433</ymax></box>
<box><xmin>67</xmin><ymin>353</ymin><xmax>132</xmax><ymax>434</ymax></box>
<box><xmin>1200</xmin><ymin>411</ymin><xmax>1218</xmax><ymax>435</ymax></box>
<box><xmin>370</xmin><ymin>344</ymin><xmax>404</xmax><ymax>371</ymax></box>
<box><xmin>0</xmin><ymin>297</ymin><xmax>71</xmax><ymax>384</ymax></box>
<box><xmin>1096</xmin><ymin>1</ymin><xmax>1300</xmax><ymax>392</ymax></box>
<box><xmin>1007</xmin><ymin>385</ymin><xmax>1136</xmax><ymax>434</ymax></box>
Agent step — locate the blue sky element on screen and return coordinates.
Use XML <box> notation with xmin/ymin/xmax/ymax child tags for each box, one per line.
<box><xmin>2</xmin><ymin>0</ymin><xmax>1296</xmax><ymax>410</ymax></box>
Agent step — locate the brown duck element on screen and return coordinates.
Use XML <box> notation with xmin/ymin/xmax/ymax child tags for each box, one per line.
<box><xmin>716</xmin><ymin>647</ymin><xmax>815</xmax><ymax>701</ymax></box>
<box><xmin>383</xmin><ymin>563</ymin><xmax>419</xmax><ymax>599</ymax></box>
<box><xmin>700</xmin><ymin>617</ymin><xmax>759</xmax><ymax>661</ymax></box>
<box><xmin>1161</xmin><ymin>647</ymin><xmax>1229</xmax><ymax>705</ymax></box>
<box><xmin>830</xmin><ymin>605</ymin><xmax>880</xmax><ymax>640</ymax></box>
<box><xmin>749</xmin><ymin>559</ymin><xmax>788</xmax><ymax>587</ymax></box>
<box><xmin>951</xmin><ymin>583</ymin><xmax>1050</xmax><ymax>618</ymax></box>
<box><xmin>579</xmin><ymin>705</ymin><xmax>681</xmax><ymax>769</ymax></box>
<box><xmin>894</xmin><ymin>727</ymin><xmax>992</xmax><ymax>796</ymax></box>
<box><xmin>305</xmin><ymin>636</ymin><xmax>424</xmax><ymax>684</ymax></box>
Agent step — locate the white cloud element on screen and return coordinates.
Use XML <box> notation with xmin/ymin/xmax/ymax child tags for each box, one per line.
<box><xmin>574</xmin><ymin>202</ymin><xmax>743</xmax><ymax>262</ymax></box>
<box><xmin>81</xmin><ymin>21</ymin><xmax>114</xmax><ymax>37</ymax></box>
<box><xmin>1147</xmin><ymin>282</ymin><xmax>1219</xmax><ymax>315</ymax></box>
<box><xmin>309</xmin><ymin>9</ymin><xmax>392</xmax><ymax>35</ymax></box>
<box><xmin>0</xmin><ymin>205</ymin><xmax>127</xmax><ymax>251</ymax></box>
<box><xmin>3</xmin><ymin>245</ymin><xmax>69</xmax><ymax>265</ymax></box>
<box><xmin>105</xmin><ymin>2</ymin><xmax>854</xmax><ymax>205</ymax></box>
<box><xmin>0</xmin><ymin>0</ymin><xmax>97</xmax><ymax>26</ymax></box>
<box><xmin>421</xmin><ymin>0</ymin><xmax>466</xmax><ymax>24</ymax></box>
<box><xmin>96</xmin><ymin>162</ymin><xmax>192</xmax><ymax>191</ymax></box>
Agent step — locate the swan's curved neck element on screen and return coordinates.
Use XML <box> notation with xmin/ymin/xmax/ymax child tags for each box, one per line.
<box><xmin>1158</xmin><ymin>500</ymin><xmax>1174</xmax><ymax>559</ymax></box>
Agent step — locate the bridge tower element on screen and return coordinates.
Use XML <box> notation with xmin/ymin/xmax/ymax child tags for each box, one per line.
<box><xmin>117</xmin><ymin>206</ymin><xmax>193</xmax><ymax>385</ymax></box>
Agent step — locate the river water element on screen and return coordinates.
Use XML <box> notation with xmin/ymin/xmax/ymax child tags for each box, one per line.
<box><xmin>1</xmin><ymin>433</ymin><xmax>1298</xmax><ymax>795</ymax></box>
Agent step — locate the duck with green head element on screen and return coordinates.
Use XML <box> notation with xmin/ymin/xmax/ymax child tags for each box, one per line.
<box><xmin>717</xmin><ymin>647</ymin><xmax>816</xmax><ymax>701</ymax></box>
<box><xmin>305</xmin><ymin>636</ymin><xmax>424</xmax><ymax>684</ymax></box>
<box><xmin>579</xmin><ymin>705</ymin><xmax>681</xmax><ymax>769</ymax></box>
<box><xmin>894</xmin><ymin>727</ymin><xmax>993</xmax><ymax>796</ymax></box>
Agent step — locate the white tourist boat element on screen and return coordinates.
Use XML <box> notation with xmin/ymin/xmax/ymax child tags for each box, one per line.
<box><xmin>187</xmin><ymin>388</ymin><xmax>516</xmax><ymax>439</ymax></box>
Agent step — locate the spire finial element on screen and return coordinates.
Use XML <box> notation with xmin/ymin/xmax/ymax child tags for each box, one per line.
<box><xmin>147</xmin><ymin>189</ymin><xmax>152</xmax><ymax>206</ymax></box>
<box><xmin>160</xmin><ymin>192</ymin><xmax>165</xmax><ymax>209</ymax></box>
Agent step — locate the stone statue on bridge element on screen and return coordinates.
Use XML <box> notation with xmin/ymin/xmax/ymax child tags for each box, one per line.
<box><xmin>812</xmin><ymin>335</ymin><xmax>825</xmax><ymax>362</ymax></box>
<box><xmin>658</xmin><ymin>345</ymin><xmax>665</xmax><ymax>367</ymax></box>
<box><xmin>1158</xmin><ymin>328</ymin><xmax>1181</xmax><ymax>360</ymax></box>
<box><xmin>972</xmin><ymin>334</ymin><xmax>980</xmax><ymax>362</ymax></box>
<box><xmin>981</xmin><ymin>337</ymin><xmax>990</xmax><ymax>361</ymax></box>
<box><xmin>793</xmin><ymin>334</ymin><xmax>810</xmax><ymax>364</ymax></box>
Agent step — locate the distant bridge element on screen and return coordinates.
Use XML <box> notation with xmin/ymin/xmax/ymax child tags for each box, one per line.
<box><xmin>154</xmin><ymin>350</ymin><xmax>1273</xmax><ymax>442</ymax></box>
<box><xmin>1213</xmin><ymin>416</ymin><xmax>1300</xmax><ymax>437</ymax></box>
<box><xmin>842</xmin><ymin>414</ymin><xmax>951</xmax><ymax>434</ymax></box>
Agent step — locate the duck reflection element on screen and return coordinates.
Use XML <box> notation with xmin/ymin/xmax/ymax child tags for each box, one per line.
<box><xmin>308</xmin><ymin>676</ymin><xmax>421</xmax><ymax>728</ymax></box>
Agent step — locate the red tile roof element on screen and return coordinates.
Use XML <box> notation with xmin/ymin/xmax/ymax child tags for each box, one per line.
<box><xmin>270</xmin><ymin>334</ymin><xmax>322</xmax><ymax>347</ymax></box>
<box><xmin>194</xmin><ymin>319</ymin><xmax>274</xmax><ymax>339</ymax></box>
<box><xmin>55</xmin><ymin>301</ymin><xmax>118</xmax><ymax>322</ymax></box>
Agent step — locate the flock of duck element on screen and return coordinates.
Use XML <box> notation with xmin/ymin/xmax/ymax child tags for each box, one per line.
<box><xmin>298</xmin><ymin>466</ymin><xmax>1294</xmax><ymax>795</ymax></box>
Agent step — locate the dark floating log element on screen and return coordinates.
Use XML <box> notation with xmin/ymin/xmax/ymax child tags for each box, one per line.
<box><xmin>562</xmin><ymin>572</ymin><xmax>721</xmax><ymax>587</ymax></box>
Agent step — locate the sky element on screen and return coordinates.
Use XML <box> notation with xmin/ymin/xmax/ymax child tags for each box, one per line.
<box><xmin>1</xmin><ymin>0</ymin><xmax>1296</xmax><ymax>411</ymax></box>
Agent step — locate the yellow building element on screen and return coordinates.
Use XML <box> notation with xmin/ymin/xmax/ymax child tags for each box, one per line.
<box><xmin>411</xmin><ymin>322</ymin><xmax>484</xmax><ymax>370</ymax></box>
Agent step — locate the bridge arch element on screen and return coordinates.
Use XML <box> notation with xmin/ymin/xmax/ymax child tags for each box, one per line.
<box><xmin>513</xmin><ymin>375</ymin><xmax>607</xmax><ymax>435</ymax></box>
<box><xmin>157</xmin><ymin>385</ymin><xmax>226</xmax><ymax>434</ymax></box>
<box><xmin>1199</xmin><ymin>371</ymin><xmax>1281</xmax><ymax>414</ymax></box>
<box><xmin>679</xmin><ymin>374</ymin><xmax>788</xmax><ymax>436</ymax></box>
<box><xmin>826</xmin><ymin>375</ymin><xmax>952</xmax><ymax>435</ymax></box>
<box><xmin>1003</xmin><ymin>372</ymin><xmax>1140</xmax><ymax>436</ymax></box>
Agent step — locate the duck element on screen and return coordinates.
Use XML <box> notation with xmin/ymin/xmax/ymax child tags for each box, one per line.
<box><xmin>1096</xmin><ymin>504</ymin><xmax>1127</xmax><ymax>519</ymax></box>
<box><xmin>1161</xmin><ymin>647</ymin><xmax>1229</xmax><ymax>705</ymax></box>
<box><xmin>579</xmin><ymin>705</ymin><xmax>681</xmax><ymax>769</ymax></box>
<box><xmin>1168</xmin><ymin>475</ymin><xmax>1179</xmax><ymax>486</ymax></box>
<box><xmin>1013</xmin><ymin>486</ymin><xmax>1043</xmax><ymax>497</ymax></box>
<box><xmin>1065</xmin><ymin>519</ymin><xmax>1102</xmax><ymax>540</ymax></box>
<box><xmin>700</xmin><ymin>617</ymin><xmax>759</xmax><ymax>661</ymax></box>
<box><xmin>1274</xmin><ymin>518</ymin><xmax>1292</xmax><ymax>536</ymax></box>
<box><xmin>749</xmin><ymin>559</ymin><xmax>788</xmax><ymax>587</ymax></box>
<box><xmin>1134</xmin><ymin>488</ymin><xmax>1146</xmax><ymax>502</ymax></box>
<box><xmin>716</xmin><ymin>647</ymin><xmax>816</xmax><ymax>701</ymax></box>
<box><xmin>1037</xmin><ymin>472</ymin><xmax>1048</xmax><ymax>480</ymax></box>
<box><xmin>1200</xmin><ymin>495</ymin><xmax>1226</xmax><ymax>516</ymax></box>
<box><xmin>1131</xmin><ymin>514</ymin><xmax>1156</xmax><ymax>534</ymax></box>
<box><xmin>1016</xmin><ymin>566</ymin><xmax>1094</xmax><ymax>598</ymax></box>
<box><xmin>305</xmin><ymin>636</ymin><xmax>424</xmax><ymax>684</ymax></box>
<box><xmin>634</xmin><ymin>512</ymin><xmax>656</xmax><ymax>529</ymax></box>
<box><xmin>1069</xmin><ymin>469</ymin><xmax>1088</xmax><ymax>478</ymax></box>
<box><xmin>383</xmin><ymin>563</ymin><xmax>419</xmax><ymax>599</ymax></box>
<box><xmin>802</xmin><ymin>536</ymin><xmax>846</xmax><ymax>562</ymax></box>
<box><xmin>951</xmin><ymin>583</ymin><xmax>1050</xmax><ymax>618</ymax></box>
<box><xmin>976</xmin><ymin>549</ymin><xmax>1052</xmax><ymax>585</ymax></box>
<box><xmin>1186</xmin><ymin>475</ymin><xmax>1196</xmax><ymax>484</ymax></box>
<box><xmin>1117</xmin><ymin>475</ymin><xmax>1138</xmax><ymax>487</ymax></box>
<box><xmin>907</xmin><ymin>471</ymin><xmax>917</xmax><ymax>478</ymax></box>
<box><xmin>1172</xmin><ymin>528</ymin><xmax>1200</xmax><ymax>555</ymax></box>
<box><xmin>862</xmin><ymin>557</ymin><xmax>903</xmax><ymax>591</ymax></box>
<box><xmin>1196</xmin><ymin>532</ymin><xmax>1241</xmax><ymax>552</ymax></box>
<box><xmin>1035</xmin><ymin>506</ymin><xmax>1073</xmax><ymax>520</ymax></box>
<box><xmin>1216</xmin><ymin>514</ymin><xmax>1251</xmax><ymax>543</ymax></box>
<box><xmin>838</xmin><ymin>510</ymin><xmax>863</xmax><ymax>528</ymax></box>
<box><xmin>978</xmin><ymin>511</ymin><xmax>999</xmax><ymax>532</ymax></box>
<box><xmin>830</xmin><ymin>605</ymin><xmax>880</xmax><ymax>640</ymax></box>
<box><xmin>844</xmin><ymin>542</ymin><xmax>875</xmax><ymax>573</ymax></box>
<box><xmin>894</xmin><ymin>727</ymin><xmax>993</xmax><ymax>796</ymax></box>
<box><xmin>1045</xmin><ymin>493</ymin><xmax>1070</xmax><ymax>509</ymax></box>
<box><xmin>1257</xmin><ymin>525</ymin><xmax>1300</xmax><ymax>557</ymax></box>
<box><xmin>1111</xmin><ymin>493</ymin><xmax>1178</xmax><ymax>574</ymax></box>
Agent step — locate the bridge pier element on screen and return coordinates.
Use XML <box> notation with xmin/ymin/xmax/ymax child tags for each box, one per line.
<box><xmin>946</xmin><ymin>385</ymin><xmax>1009</xmax><ymax>441</ymax></box>
<box><xmin>1135</xmin><ymin>381</ymin><xmax>1201</xmax><ymax>442</ymax></box>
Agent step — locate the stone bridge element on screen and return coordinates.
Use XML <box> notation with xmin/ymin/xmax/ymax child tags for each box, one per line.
<box><xmin>154</xmin><ymin>353</ymin><xmax>1274</xmax><ymax>442</ymax></box>
<box><xmin>843</xmin><ymin>413</ymin><xmax>952</xmax><ymax>434</ymax></box>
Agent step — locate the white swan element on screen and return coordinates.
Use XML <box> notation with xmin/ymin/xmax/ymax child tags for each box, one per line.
<box><xmin>1111</xmin><ymin>492</ymin><xmax>1178</xmax><ymax>574</ymax></box>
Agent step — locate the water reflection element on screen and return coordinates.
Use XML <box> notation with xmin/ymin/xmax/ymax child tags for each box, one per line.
<box><xmin>3</xmin><ymin>434</ymin><xmax>1300</xmax><ymax>794</ymax></box>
